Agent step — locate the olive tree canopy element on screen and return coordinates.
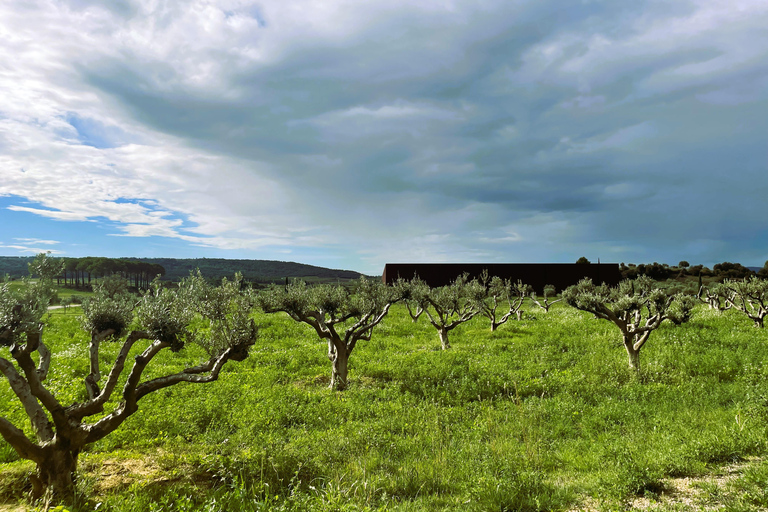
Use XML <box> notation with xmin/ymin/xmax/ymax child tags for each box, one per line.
<box><xmin>563</xmin><ymin>276</ymin><xmax>675</xmax><ymax>373</ymax></box>
<box><xmin>478</xmin><ymin>272</ymin><xmax>530</xmax><ymax>331</ymax></box>
<box><xmin>722</xmin><ymin>276</ymin><xmax>768</xmax><ymax>328</ymax></box>
<box><xmin>403</xmin><ymin>273</ymin><xmax>485</xmax><ymax>349</ymax></box>
<box><xmin>0</xmin><ymin>267</ymin><xmax>257</xmax><ymax>501</ymax></box>
<box><xmin>257</xmin><ymin>277</ymin><xmax>400</xmax><ymax>390</ymax></box>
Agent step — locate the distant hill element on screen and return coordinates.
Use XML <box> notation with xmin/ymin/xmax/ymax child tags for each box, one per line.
<box><xmin>0</xmin><ymin>256</ymin><xmax>32</xmax><ymax>279</ymax></box>
<box><xmin>0</xmin><ymin>256</ymin><xmax>367</xmax><ymax>284</ymax></box>
<box><xmin>133</xmin><ymin>258</ymin><xmax>366</xmax><ymax>283</ymax></box>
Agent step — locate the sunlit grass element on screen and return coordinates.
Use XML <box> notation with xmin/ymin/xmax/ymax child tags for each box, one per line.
<box><xmin>1</xmin><ymin>303</ymin><xmax>767</xmax><ymax>510</ymax></box>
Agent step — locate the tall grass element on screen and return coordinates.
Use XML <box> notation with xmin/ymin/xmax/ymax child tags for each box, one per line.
<box><xmin>1</xmin><ymin>303</ymin><xmax>767</xmax><ymax>510</ymax></box>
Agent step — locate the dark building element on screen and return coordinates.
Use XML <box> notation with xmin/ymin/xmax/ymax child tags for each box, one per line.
<box><xmin>382</xmin><ymin>263</ymin><xmax>622</xmax><ymax>294</ymax></box>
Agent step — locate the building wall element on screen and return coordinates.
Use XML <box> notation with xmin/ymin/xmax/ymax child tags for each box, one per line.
<box><xmin>382</xmin><ymin>263</ymin><xmax>622</xmax><ymax>294</ymax></box>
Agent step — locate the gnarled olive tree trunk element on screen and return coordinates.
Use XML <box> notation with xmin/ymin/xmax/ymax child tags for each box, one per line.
<box><xmin>0</xmin><ymin>270</ymin><xmax>257</xmax><ymax>501</ymax></box>
<box><xmin>32</xmin><ymin>443</ymin><xmax>79</xmax><ymax>500</ymax></box>
<box><xmin>328</xmin><ymin>339</ymin><xmax>350</xmax><ymax>390</ymax></box>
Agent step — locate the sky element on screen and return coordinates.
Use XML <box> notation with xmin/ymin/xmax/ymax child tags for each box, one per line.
<box><xmin>0</xmin><ymin>0</ymin><xmax>767</xmax><ymax>275</ymax></box>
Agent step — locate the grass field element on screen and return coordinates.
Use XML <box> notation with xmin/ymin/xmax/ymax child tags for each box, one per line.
<box><xmin>4</xmin><ymin>281</ymin><xmax>94</xmax><ymax>304</ymax></box>
<box><xmin>1</xmin><ymin>301</ymin><xmax>767</xmax><ymax>511</ymax></box>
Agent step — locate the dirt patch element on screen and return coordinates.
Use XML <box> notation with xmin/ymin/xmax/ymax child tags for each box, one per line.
<box><xmin>84</xmin><ymin>449</ymin><xmax>214</xmax><ymax>495</ymax></box>
<box><xmin>92</xmin><ymin>457</ymin><xmax>159</xmax><ymax>493</ymax></box>
<box><xmin>569</xmin><ymin>457</ymin><xmax>762</xmax><ymax>511</ymax></box>
<box><xmin>630</xmin><ymin>458</ymin><xmax>758</xmax><ymax>511</ymax></box>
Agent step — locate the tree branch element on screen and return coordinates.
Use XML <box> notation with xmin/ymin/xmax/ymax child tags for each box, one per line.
<box><xmin>0</xmin><ymin>416</ymin><xmax>43</xmax><ymax>463</ymax></box>
<box><xmin>633</xmin><ymin>330</ymin><xmax>653</xmax><ymax>351</ymax></box>
<box><xmin>36</xmin><ymin>336</ymin><xmax>51</xmax><ymax>383</ymax></box>
<box><xmin>82</xmin><ymin>339</ymin><xmax>169</xmax><ymax>444</ymax></box>
<box><xmin>406</xmin><ymin>303</ymin><xmax>422</xmax><ymax>321</ymax></box>
<box><xmin>0</xmin><ymin>358</ymin><xmax>53</xmax><ymax>441</ymax></box>
<box><xmin>85</xmin><ymin>329</ymin><xmax>115</xmax><ymax>400</ymax></box>
<box><xmin>9</xmin><ymin>346</ymin><xmax>66</xmax><ymax>433</ymax></box>
<box><xmin>68</xmin><ymin>330</ymin><xmax>151</xmax><ymax>421</ymax></box>
<box><xmin>135</xmin><ymin>347</ymin><xmax>234</xmax><ymax>401</ymax></box>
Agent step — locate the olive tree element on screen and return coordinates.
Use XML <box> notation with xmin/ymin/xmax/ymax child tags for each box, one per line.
<box><xmin>666</xmin><ymin>293</ymin><xmax>698</xmax><ymax>326</ymax></box>
<box><xmin>394</xmin><ymin>276</ymin><xmax>425</xmax><ymax>323</ymax></box>
<box><xmin>697</xmin><ymin>282</ymin><xmax>732</xmax><ymax>311</ymax></box>
<box><xmin>529</xmin><ymin>284</ymin><xmax>563</xmax><ymax>312</ymax></box>
<box><xmin>407</xmin><ymin>274</ymin><xmax>485</xmax><ymax>349</ymax></box>
<box><xmin>562</xmin><ymin>276</ymin><xmax>675</xmax><ymax>373</ymax></box>
<box><xmin>256</xmin><ymin>277</ymin><xmax>399</xmax><ymax>390</ymax></box>
<box><xmin>0</xmin><ymin>269</ymin><xmax>257</xmax><ymax>501</ymax></box>
<box><xmin>722</xmin><ymin>276</ymin><xmax>768</xmax><ymax>328</ymax></box>
<box><xmin>479</xmin><ymin>272</ymin><xmax>530</xmax><ymax>331</ymax></box>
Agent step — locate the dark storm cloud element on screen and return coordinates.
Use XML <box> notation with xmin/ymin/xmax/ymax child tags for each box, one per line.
<box><xmin>2</xmin><ymin>0</ymin><xmax>767</xmax><ymax>272</ymax></box>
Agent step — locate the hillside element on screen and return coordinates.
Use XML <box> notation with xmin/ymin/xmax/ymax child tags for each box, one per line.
<box><xmin>134</xmin><ymin>257</ymin><xmax>366</xmax><ymax>283</ymax></box>
<box><xmin>0</xmin><ymin>256</ymin><xmax>366</xmax><ymax>283</ymax></box>
<box><xmin>0</xmin><ymin>256</ymin><xmax>30</xmax><ymax>279</ymax></box>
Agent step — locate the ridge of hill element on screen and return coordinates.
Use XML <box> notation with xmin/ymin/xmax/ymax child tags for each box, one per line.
<box><xmin>134</xmin><ymin>258</ymin><xmax>366</xmax><ymax>283</ymax></box>
<box><xmin>0</xmin><ymin>256</ymin><xmax>366</xmax><ymax>283</ymax></box>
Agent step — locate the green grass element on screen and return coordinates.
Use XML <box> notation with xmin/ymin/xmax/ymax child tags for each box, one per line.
<box><xmin>1</xmin><ymin>303</ymin><xmax>768</xmax><ymax>511</ymax></box>
<box><xmin>55</xmin><ymin>286</ymin><xmax>95</xmax><ymax>300</ymax></box>
<box><xmin>5</xmin><ymin>281</ymin><xmax>94</xmax><ymax>306</ymax></box>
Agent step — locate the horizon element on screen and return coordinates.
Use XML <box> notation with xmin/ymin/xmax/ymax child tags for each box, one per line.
<box><xmin>1</xmin><ymin>254</ymin><xmax>763</xmax><ymax>278</ymax></box>
<box><xmin>1</xmin><ymin>1</ymin><xmax>767</xmax><ymax>276</ymax></box>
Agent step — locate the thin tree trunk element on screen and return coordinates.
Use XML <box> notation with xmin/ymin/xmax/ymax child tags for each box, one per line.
<box><xmin>438</xmin><ymin>328</ymin><xmax>450</xmax><ymax>350</ymax></box>
<box><xmin>330</xmin><ymin>348</ymin><xmax>349</xmax><ymax>391</ymax></box>
<box><xmin>624</xmin><ymin>341</ymin><xmax>641</xmax><ymax>373</ymax></box>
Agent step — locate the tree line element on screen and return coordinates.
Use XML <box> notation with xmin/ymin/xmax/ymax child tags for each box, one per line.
<box><xmin>618</xmin><ymin>260</ymin><xmax>768</xmax><ymax>281</ymax></box>
<box><xmin>1</xmin><ymin>253</ymin><xmax>767</xmax><ymax>503</ymax></box>
<box><xmin>57</xmin><ymin>257</ymin><xmax>165</xmax><ymax>290</ymax></box>
<box><xmin>0</xmin><ymin>256</ymin><xmax>363</xmax><ymax>286</ymax></box>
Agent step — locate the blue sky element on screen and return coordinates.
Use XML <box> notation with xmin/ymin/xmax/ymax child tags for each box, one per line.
<box><xmin>1</xmin><ymin>0</ymin><xmax>767</xmax><ymax>275</ymax></box>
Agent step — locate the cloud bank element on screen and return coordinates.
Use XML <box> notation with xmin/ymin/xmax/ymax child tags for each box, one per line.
<box><xmin>1</xmin><ymin>0</ymin><xmax>767</xmax><ymax>273</ymax></box>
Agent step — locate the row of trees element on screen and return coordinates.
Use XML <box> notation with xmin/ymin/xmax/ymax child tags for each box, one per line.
<box><xmin>696</xmin><ymin>276</ymin><xmax>768</xmax><ymax>328</ymax></box>
<box><xmin>57</xmin><ymin>257</ymin><xmax>166</xmax><ymax>290</ymax></box>
<box><xmin>259</xmin><ymin>272</ymin><xmax>768</xmax><ymax>387</ymax></box>
<box><xmin>618</xmin><ymin>260</ymin><xmax>768</xmax><ymax>281</ymax></box>
<box><xmin>256</xmin><ymin>271</ymin><xmax>566</xmax><ymax>389</ymax></box>
<box><xmin>1</xmin><ymin>253</ymin><xmax>766</xmax><ymax>502</ymax></box>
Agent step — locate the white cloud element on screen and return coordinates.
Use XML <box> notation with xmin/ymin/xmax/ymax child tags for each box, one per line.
<box><xmin>0</xmin><ymin>244</ymin><xmax>62</xmax><ymax>254</ymax></box>
<box><xmin>7</xmin><ymin>206</ymin><xmax>91</xmax><ymax>222</ymax></box>
<box><xmin>1</xmin><ymin>0</ymin><xmax>768</xmax><ymax>273</ymax></box>
<box><xmin>13</xmin><ymin>238</ymin><xmax>60</xmax><ymax>245</ymax></box>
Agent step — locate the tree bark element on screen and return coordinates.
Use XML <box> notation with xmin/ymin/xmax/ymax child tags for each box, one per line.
<box><xmin>34</xmin><ymin>444</ymin><xmax>79</xmax><ymax>501</ymax></box>
<box><xmin>438</xmin><ymin>328</ymin><xmax>450</xmax><ymax>350</ymax></box>
<box><xmin>624</xmin><ymin>340</ymin><xmax>641</xmax><ymax>373</ymax></box>
<box><xmin>330</xmin><ymin>346</ymin><xmax>349</xmax><ymax>391</ymax></box>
